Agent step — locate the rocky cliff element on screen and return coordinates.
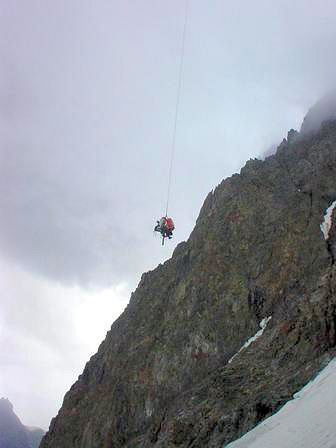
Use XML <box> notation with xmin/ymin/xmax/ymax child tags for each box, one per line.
<box><xmin>41</xmin><ymin>105</ymin><xmax>336</xmax><ymax>447</ymax></box>
<box><xmin>0</xmin><ymin>398</ymin><xmax>45</xmax><ymax>448</ymax></box>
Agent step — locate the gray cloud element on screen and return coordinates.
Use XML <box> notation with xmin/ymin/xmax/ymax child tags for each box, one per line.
<box><xmin>2</xmin><ymin>0</ymin><xmax>336</xmax><ymax>287</ymax></box>
<box><xmin>0</xmin><ymin>256</ymin><xmax>129</xmax><ymax>428</ymax></box>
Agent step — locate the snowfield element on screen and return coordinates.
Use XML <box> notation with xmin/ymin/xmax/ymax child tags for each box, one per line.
<box><xmin>225</xmin><ymin>358</ymin><xmax>336</xmax><ymax>448</ymax></box>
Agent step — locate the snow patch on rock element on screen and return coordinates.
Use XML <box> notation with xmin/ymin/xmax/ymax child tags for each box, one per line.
<box><xmin>228</xmin><ymin>317</ymin><xmax>272</xmax><ymax>364</ymax></box>
<box><xmin>145</xmin><ymin>398</ymin><xmax>154</xmax><ymax>418</ymax></box>
<box><xmin>320</xmin><ymin>201</ymin><xmax>336</xmax><ymax>240</ymax></box>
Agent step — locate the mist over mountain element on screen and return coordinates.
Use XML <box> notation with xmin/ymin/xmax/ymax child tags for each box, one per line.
<box><xmin>38</xmin><ymin>97</ymin><xmax>336</xmax><ymax>447</ymax></box>
<box><xmin>0</xmin><ymin>398</ymin><xmax>45</xmax><ymax>448</ymax></box>
<box><xmin>301</xmin><ymin>91</ymin><xmax>336</xmax><ymax>135</ymax></box>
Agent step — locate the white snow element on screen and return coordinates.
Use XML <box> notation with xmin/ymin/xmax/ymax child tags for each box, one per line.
<box><xmin>228</xmin><ymin>317</ymin><xmax>272</xmax><ymax>364</ymax></box>
<box><xmin>320</xmin><ymin>201</ymin><xmax>336</xmax><ymax>240</ymax></box>
<box><xmin>225</xmin><ymin>358</ymin><xmax>336</xmax><ymax>448</ymax></box>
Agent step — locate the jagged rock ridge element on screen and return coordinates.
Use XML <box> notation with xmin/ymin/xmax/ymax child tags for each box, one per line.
<box><xmin>0</xmin><ymin>398</ymin><xmax>45</xmax><ymax>448</ymax></box>
<box><xmin>41</xmin><ymin>113</ymin><xmax>336</xmax><ymax>447</ymax></box>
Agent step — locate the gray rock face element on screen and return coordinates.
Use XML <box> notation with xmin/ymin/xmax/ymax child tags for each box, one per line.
<box><xmin>0</xmin><ymin>398</ymin><xmax>44</xmax><ymax>448</ymax></box>
<box><xmin>41</xmin><ymin>117</ymin><xmax>336</xmax><ymax>447</ymax></box>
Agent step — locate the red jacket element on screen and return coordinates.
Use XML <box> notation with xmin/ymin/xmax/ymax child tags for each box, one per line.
<box><xmin>166</xmin><ymin>218</ymin><xmax>175</xmax><ymax>231</ymax></box>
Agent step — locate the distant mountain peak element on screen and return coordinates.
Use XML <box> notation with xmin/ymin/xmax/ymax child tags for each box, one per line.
<box><xmin>0</xmin><ymin>398</ymin><xmax>45</xmax><ymax>448</ymax></box>
<box><xmin>0</xmin><ymin>397</ymin><xmax>14</xmax><ymax>412</ymax></box>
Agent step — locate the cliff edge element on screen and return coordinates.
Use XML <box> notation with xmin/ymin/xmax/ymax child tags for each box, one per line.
<box><xmin>41</xmin><ymin>108</ymin><xmax>336</xmax><ymax>447</ymax></box>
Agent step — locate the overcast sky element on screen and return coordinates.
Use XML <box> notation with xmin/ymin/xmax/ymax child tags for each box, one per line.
<box><xmin>1</xmin><ymin>0</ymin><xmax>336</xmax><ymax>429</ymax></box>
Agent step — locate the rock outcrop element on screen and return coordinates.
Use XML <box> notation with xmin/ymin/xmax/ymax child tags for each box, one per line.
<box><xmin>41</xmin><ymin>111</ymin><xmax>336</xmax><ymax>447</ymax></box>
<box><xmin>0</xmin><ymin>398</ymin><xmax>45</xmax><ymax>448</ymax></box>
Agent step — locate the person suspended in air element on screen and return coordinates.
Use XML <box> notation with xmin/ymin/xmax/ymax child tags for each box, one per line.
<box><xmin>152</xmin><ymin>1</ymin><xmax>187</xmax><ymax>247</ymax></box>
<box><xmin>154</xmin><ymin>216</ymin><xmax>175</xmax><ymax>244</ymax></box>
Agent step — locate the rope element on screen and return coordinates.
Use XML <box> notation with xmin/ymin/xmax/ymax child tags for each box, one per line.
<box><xmin>165</xmin><ymin>0</ymin><xmax>190</xmax><ymax>217</ymax></box>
